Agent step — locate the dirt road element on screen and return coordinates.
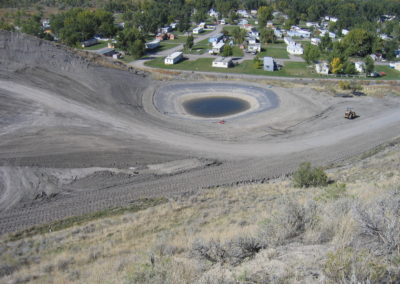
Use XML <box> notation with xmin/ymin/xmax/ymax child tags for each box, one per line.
<box><xmin>1</xmin><ymin>31</ymin><xmax>399</xmax><ymax>234</ymax></box>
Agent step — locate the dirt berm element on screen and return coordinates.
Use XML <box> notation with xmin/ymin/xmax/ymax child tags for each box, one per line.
<box><xmin>0</xmin><ymin>31</ymin><xmax>400</xmax><ymax>234</ymax></box>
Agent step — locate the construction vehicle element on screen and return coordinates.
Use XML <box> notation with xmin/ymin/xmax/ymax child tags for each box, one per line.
<box><xmin>344</xmin><ymin>108</ymin><xmax>357</xmax><ymax>119</ymax></box>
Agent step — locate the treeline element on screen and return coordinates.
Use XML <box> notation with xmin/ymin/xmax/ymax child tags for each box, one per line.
<box><xmin>275</xmin><ymin>0</ymin><xmax>400</xmax><ymax>29</ymax></box>
<box><xmin>50</xmin><ymin>8</ymin><xmax>116</xmax><ymax>45</ymax></box>
<box><xmin>0</xmin><ymin>0</ymin><xmax>95</xmax><ymax>9</ymax></box>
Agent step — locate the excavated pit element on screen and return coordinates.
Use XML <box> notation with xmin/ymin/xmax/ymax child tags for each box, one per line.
<box><xmin>1</xmin><ymin>30</ymin><xmax>400</xmax><ymax>234</ymax></box>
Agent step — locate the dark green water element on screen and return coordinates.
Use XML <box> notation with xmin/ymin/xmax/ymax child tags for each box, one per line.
<box><xmin>183</xmin><ymin>96</ymin><xmax>250</xmax><ymax>118</ymax></box>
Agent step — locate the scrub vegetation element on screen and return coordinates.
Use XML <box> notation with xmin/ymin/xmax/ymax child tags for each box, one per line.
<box><xmin>1</xmin><ymin>143</ymin><xmax>400</xmax><ymax>284</ymax></box>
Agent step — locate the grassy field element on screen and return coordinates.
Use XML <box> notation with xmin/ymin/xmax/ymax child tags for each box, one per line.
<box><xmin>145</xmin><ymin>57</ymin><xmax>313</xmax><ymax>77</ymax></box>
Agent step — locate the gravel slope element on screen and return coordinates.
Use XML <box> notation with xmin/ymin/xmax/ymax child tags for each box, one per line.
<box><xmin>1</xmin><ymin>31</ymin><xmax>400</xmax><ymax>234</ymax></box>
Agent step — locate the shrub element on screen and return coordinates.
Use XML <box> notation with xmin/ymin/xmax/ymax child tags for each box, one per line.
<box><xmin>191</xmin><ymin>236</ymin><xmax>263</xmax><ymax>265</ymax></box>
<box><xmin>292</xmin><ymin>162</ymin><xmax>328</xmax><ymax>188</ymax></box>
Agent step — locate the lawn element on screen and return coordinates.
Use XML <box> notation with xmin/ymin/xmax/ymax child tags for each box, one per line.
<box><xmin>155</xmin><ymin>42</ymin><xmax>181</xmax><ymax>52</ymax></box>
<box><xmin>83</xmin><ymin>41</ymin><xmax>108</xmax><ymax>50</ymax></box>
<box><xmin>145</xmin><ymin>57</ymin><xmax>313</xmax><ymax>77</ymax></box>
<box><xmin>259</xmin><ymin>43</ymin><xmax>289</xmax><ymax>59</ymax></box>
<box><xmin>187</xmin><ymin>38</ymin><xmax>210</xmax><ymax>55</ymax></box>
<box><xmin>232</xmin><ymin>46</ymin><xmax>244</xmax><ymax>57</ymax></box>
<box><xmin>222</xmin><ymin>25</ymin><xmax>237</xmax><ymax>35</ymax></box>
<box><xmin>375</xmin><ymin>65</ymin><xmax>400</xmax><ymax>80</ymax></box>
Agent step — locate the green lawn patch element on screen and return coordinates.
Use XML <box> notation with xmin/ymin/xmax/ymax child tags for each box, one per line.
<box><xmin>232</xmin><ymin>46</ymin><xmax>244</xmax><ymax>57</ymax></box>
<box><xmin>375</xmin><ymin>65</ymin><xmax>400</xmax><ymax>80</ymax></box>
<box><xmin>157</xmin><ymin>42</ymin><xmax>181</xmax><ymax>52</ymax></box>
<box><xmin>222</xmin><ymin>25</ymin><xmax>237</xmax><ymax>35</ymax></box>
<box><xmin>119</xmin><ymin>54</ymin><xmax>136</xmax><ymax>63</ymax></box>
<box><xmin>187</xmin><ymin>38</ymin><xmax>210</xmax><ymax>55</ymax></box>
<box><xmin>259</xmin><ymin>44</ymin><xmax>289</xmax><ymax>59</ymax></box>
<box><xmin>83</xmin><ymin>41</ymin><xmax>108</xmax><ymax>50</ymax></box>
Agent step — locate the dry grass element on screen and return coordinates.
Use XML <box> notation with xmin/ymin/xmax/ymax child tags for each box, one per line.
<box><xmin>1</xmin><ymin>143</ymin><xmax>400</xmax><ymax>283</ymax></box>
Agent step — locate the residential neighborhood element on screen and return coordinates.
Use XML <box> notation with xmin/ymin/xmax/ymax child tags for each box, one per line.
<box><xmin>1</xmin><ymin>0</ymin><xmax>399</xmax><ymax>79</ymax></box>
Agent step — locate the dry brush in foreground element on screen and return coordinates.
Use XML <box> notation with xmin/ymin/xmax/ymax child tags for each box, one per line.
<box><xmin>1</xmin><ymin>143</ymin><xmax>400</xmax><ymax>284</ymax></box>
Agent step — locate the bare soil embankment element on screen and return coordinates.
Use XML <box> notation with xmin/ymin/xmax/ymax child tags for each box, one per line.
<box><xmin>0</xmin><ymin>31</ymin><xmax>400</xmax><ymax>234</ymax></box>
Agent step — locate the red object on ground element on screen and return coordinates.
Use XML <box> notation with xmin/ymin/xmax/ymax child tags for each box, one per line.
<box><xmin>379</xmin><ymin>72</ymin><xmax>386</xmax><ymax>76</ymax></box>
<box><xmin>217</xmin><ymin>120</ymin><xmax>226</xmax><ymax>124</ymax></box>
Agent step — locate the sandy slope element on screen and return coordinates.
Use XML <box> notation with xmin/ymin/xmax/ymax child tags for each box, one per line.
<box><xmin>0</xmin><ymin>31</ymin><xmax>400</xmax><ymax>234</ymax></box>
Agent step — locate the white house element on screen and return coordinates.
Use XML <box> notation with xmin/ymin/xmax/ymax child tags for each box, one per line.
<box><xmin>248</xmin><ymin>43</ymin><xmax>261</xmax><ymax>53</ymax></box>
<box><xmin>81</xmin><ymin>38</ymin><xmax>98</xmax><ymax>48</ymax></box>
<box><xmin>161</xmin><ymin>26</ymin><xmax>172</xmax><ymax>33</ymax></box>
<box><xmin>263</xmin><ymin>57</ymin><xmax>277</xmax><ymax>71</ymax></box>
<box><xmin>248</xmin><ymin>37</ymin><xmax>257</xmax><ymax>45</ymax></box>
<box><xmin>325</xmin><ymin>16</ymin><xmax>338</xmax><ymax>22</ymax></box>
<box><xmin>164</xmin><ymin>52</ymin><xmax>183</xmax><ymax>65</ymax></box>
<box><xmin>355</xmin><ymin>62</ymin><xmax>365</xmax><ymax>73</ymax></box>
<box><xmin>209</xmin><ymin>9</ymin><xmax>219</xmax><ymax>18</ymax></box>
<box><xmin>274</xmin><ymin>29</ymin><xmax>283</xmax><ymax>38</ymax></box>
<box><xmin>284</xmin><ymin>36</ymin><xmax>294</xmax><ymax>45</ymax></box>
<box><xmin>320</xmin><ymin>29</ymin><xmax>336</xmax><ymax>38</ymax></box>
<box><xmin>239</xmin><ymin>19</ymin><xmax>249</xmax><ymax>26</ymax></box>
<box><xmin>298</xmin><ymin>29</ymin><xmax>311</xmax><ymax>38</ymax></box>
<box><xmin>379</xmin><ymin>34</ymin><xmax>391</xmax><ymax>40</ymax></box>
<box><xmin>237</xmin><ymin>10</ymin><xmax>249</xmax><ymax>18</ymax></box>
<box><xmin>198</xmin><ymin>22</ymin><xmax>206</xmax><ymax>28</ymax></box>
<box><xmin>145</xmin><ymin>40</ymin><xmax>160</xmax><ymax>50</ymax></box>
<box><xmin>311</xmin><ymin>38</ymin><xmax>321</xmax><ymax>45</ymax></box>
<box><xmin>42</xmin><ymin>19</ymin><xmax>50</xmax><ymax>29</ymax></box>
<box><xmin>287</xmin><ymin>43</ymin><xmax>304</xmax><ymax>55</ymax></box>
<box><xmin>249</xmin><ymin>28</ymin><xmax>259</xmax><ymax>38</ymax></box>
<box><xmin>193</xmin><ymin>27</ymin><xmax>204</xmax><ymax>34</ymax></box>
<box><xmin>209</xmin><ymin>41</ymin><xmax>225</xmax><ymax>54</ymax></box>
<box><xmin>315</xmin><ymin>62</ymin><xmax>329</xmax><ymax>74</ymax></box>
<box><xmin>212</xmin><ymin>57</ymin><xmax>233</xmax><ymax>68</ymax></box>
<box><xmin>306</xmin><ymin>22</ymin><xmax>319</xmax><ymax>28</ymax></box>
<box><xmin>389</xmin><ymin>62</ymin><xmax>400</xmax><ymax>71</ymax></box>
<box><xmin>342</xmin><ymin>29</ymin><xmax>349</xmax><ymax>36</ymax></box>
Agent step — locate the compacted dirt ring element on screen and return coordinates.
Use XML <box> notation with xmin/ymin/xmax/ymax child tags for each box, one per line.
<box><xmin>1</xmin><ymin>31</ymin><xmax>400</xmax><ymax>234</ymax></box>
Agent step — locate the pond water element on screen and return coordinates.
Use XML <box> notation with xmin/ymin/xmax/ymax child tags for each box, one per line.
<box><xmin>183</xmin><ymin>96</ymin><xmax>250</xmax><ymax>118</ymax></box>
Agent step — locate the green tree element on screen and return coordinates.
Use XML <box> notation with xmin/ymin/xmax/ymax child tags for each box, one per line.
<box><xmin>184</xmin><ymin>34</ymin><xmax>194</xmax><ymax>50</ymax></box>
<box><xmin>303</xmin><ymin>43</ymin><xmax>321</xmax><ymax>64</ymax></box>
<box><xmin>222</xmin><ymin>44</ymin><xmax>233</xmax><ymax>57</ymax></box>
<box><xmin>342</xmin><ymin>29</ymin><xmax>376</xmax><ymax>57</ymax></box>
<box><xmin>129</xmin><ymin>39</ymin><xmax>145</xmax><ymax>59</ymax></box>
<box><xmin>343</xmin><ymin>61</ymin><xmax>356</xmax><ymax>74</ymax></box>
<box><xmin>292</xmin><ymin>162</ymin><xmax>328</xmax><ymax>188</ymax></box>
<box><xmin>259</xmin><ymin>28</ymin><xmax>276</xmax><ymax>44</ymax></box>
<box><xmin>257</xmin><ymin>6</ymin><xmax>273</xmax><ymax>28</ymax></box>
<box><xmin>319</xmin><ymin>33</ymin><xmax>333</xmax><ymax>52</ymax></box>
<box><xmin>253</xmin><ymin>55</ymin><xmax>263</xmax><ymax>69</ymax></box>
<box><xmin>365</xmin><ymin>56</ymin><xmax>375</xmax><ymax>74</ymax></box>
<box><xmin>116</xmin><ymin>27</ymin><xmax>143</xmax><ymax>50</ymax></box>
<box><xmin>231</xmin><ymin>26</ymin><xmax>246</xmax><ymax>44</ymax></box>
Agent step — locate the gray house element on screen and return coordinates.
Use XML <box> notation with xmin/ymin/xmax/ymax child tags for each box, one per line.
<box><xmin>263</xmin><ymin>57</ymin><xmax>277</xmax><ymax>71</ymax></box>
